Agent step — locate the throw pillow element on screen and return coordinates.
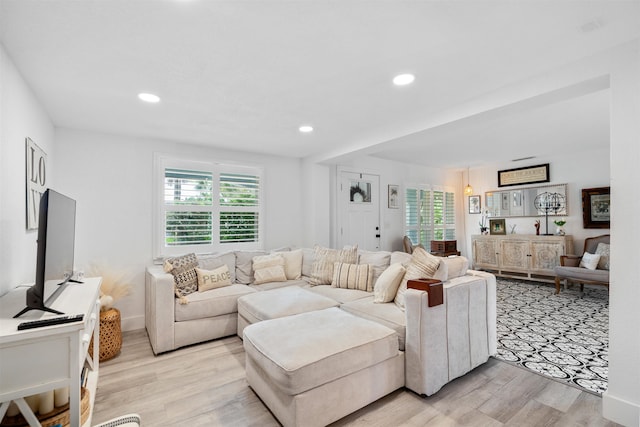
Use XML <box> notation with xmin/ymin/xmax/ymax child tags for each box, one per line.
<box><xmin>197</xmin><ymin>252</ymin><xmax>237</xmax><ymax>283</ymax></box>
<box><xmin>595</xmin><ymin>243</ymin><xmax>610</xmax><ymax>270</ymax></box>
<box><xmin>394</xmin><ymin>247</ymin><xmax>441</xmax><ymax>310</ymax></box>
<box><xmin>196</xmin><ymin>265</ymin><xmax>232</xmax><ymax>292</ymax></box>
<box><xmin>331</xmin><ymin>262</ymin><xmax>374</xmax><ymax>292</ymax></box>
<box><xmin>442</xmin><ymin>256</ymin><xmax>469</xmax><ymax>279</ymax></box>
<box><xmin>252</xmin><ymin>254</ymin><xmax>288</xmax><ymax>284</ymax></box>
<box><xmin>308</xmin><ymin>245</ymin><xmax>358</xmax><ymax>285</ymax></box>
<box><xmin>373</xmin><ymin>263</ymin><xmax>406</xmax><ymax>303</ymax></box>
<box><xmin>274</xmin><ymin>249</ymin><xmax>303</xmax><ymax>280</ymax></box>
<box><xmin>579</xmin><ymin>252</ymin><xmax>601</xmax><ymax>270</ymax></box>
<box><xmin>164</xmin><ymin>253</ymin><xmax>198</xmax><ymax>304</ymax></box>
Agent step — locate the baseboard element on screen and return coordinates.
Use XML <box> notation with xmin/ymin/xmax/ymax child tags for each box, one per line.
<box><xmin>121</xmin><ymin>314</ymin><xmax>145</xmax><ymax>332</ymax></box>
<box><xmin>603</xmin><ymin>390</ymin><xmax>640</xmax><ymax>427</ymax></box>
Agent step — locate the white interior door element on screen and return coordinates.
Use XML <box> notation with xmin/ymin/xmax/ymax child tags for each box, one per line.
<box><xmin>338</xmin><ymin>171</ymin><xmax>380</xmax><ymax>250</ymax></box>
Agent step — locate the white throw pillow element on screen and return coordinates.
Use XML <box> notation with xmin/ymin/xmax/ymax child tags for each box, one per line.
<box><xmin>373</xmin><ymin>263</ymin><xmax>406</xmax><ymax>303</ymax></box>
<box><xmin>252</xmin><ymin>254</ymin><xmax>287</xmax><ymax>284</ymax></box>
<box><xmin>274</xmin><ymin>249</ymin><xmax>303</xmax><ymax>280</ymax></box>
<box><xmin>394</xmin><ymin>247</ymin><xmax>441</xmax><ymax>310</ymax></box>
<box><xmin>579</xmin><ymin>252</ymin><xmax>601</xmax><ymax>270</ymax></box>
<box><xmin>196</xmin><ymin>265</ymin><xmax>232</xmax><ymax>292</ymax></box>
<box><xmin>308</xmin><ymin>245</ymin><xmax>358</xmax><ymax>285</ymax></box>
<box><xmin>595</xmin><ymin>243</ymin><xmax>610</xmax><ymax>270</ymax></box>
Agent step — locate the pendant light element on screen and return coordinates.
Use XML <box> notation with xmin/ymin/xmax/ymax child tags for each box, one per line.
<box><xmin>464</xmin><ymin>167</ymin><xmax>473</xmax><ymax>196</ymax></box>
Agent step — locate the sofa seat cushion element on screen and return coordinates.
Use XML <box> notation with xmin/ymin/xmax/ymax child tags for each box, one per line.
<box><xmin>243</xmin><ymin>307</ymin><xmax>399</xmax><ymax>395</ymax></box>
<box><xmin>304</xmin><ymin>284</ymin><xmax>371</xmax><ymax>303</ymax></box>
<box><xmin>238</xmin><ymin>286</ymin><xmax>339</xmax><ymax>324</ymax></box>
<box><xmin>175</xmin><ymin>284</ymin><xmax>256</xmax><ymax>322</ymax></box>
<box><xmin>554</xmin><ymin>266</ymin><xmax>609</xmax><ymax>283</ymax></box>
<box><xmin>340</xmin><ymin>296</ymin><xmax>407</xmax><ymax>350</ymax></box>
<box><xmin>249</xmin><ymin>279</ymin><xmax>307</xmax><ymax>292</ymax></box>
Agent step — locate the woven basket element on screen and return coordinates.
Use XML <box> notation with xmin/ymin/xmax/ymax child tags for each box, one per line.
<box><xmin>0</xmin><ymin>387</ymin><xmax>89</xmax><ymax>427</ymax></box>
<box><xmin>88</xmin><ymin>308</ymin><xmax>122</xmax><ymax>362</ymax></box>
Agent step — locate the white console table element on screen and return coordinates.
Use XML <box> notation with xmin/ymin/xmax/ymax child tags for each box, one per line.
<box><xmin>0</xmin><ymin>278</ymin><xmax>101</xmax><ymax>427</ymax></box>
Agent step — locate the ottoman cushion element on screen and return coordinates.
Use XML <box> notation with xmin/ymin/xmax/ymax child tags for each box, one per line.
<box><xmin>243</xmin><ymin>307</ymin><xmax>399</xmax><ymax>395</ymax></box>
<box><xmin>238</xmin><ymin>286</ymin><xmax>338</xmax><ymax>324</ymax></box>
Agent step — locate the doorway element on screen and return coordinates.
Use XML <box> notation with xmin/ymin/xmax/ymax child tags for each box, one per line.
<box><xmin>337</xmin><ymin>170</ymin><xmax>380</xmax><ymax>250</ymax></box>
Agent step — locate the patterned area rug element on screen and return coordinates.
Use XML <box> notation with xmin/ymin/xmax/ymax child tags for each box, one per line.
<box><xmin>494</xmin><ymin>278</ymin><xmax>609</xmax><ymax>395</ymax></box>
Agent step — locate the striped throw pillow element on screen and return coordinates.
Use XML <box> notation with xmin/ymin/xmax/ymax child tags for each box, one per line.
<box><xmin>331</xmin><ymin>262</ymin><xmax>374</xmax><ymax>292</ymax></box>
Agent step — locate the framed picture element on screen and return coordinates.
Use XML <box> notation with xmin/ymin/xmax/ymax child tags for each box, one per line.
<box><xmin>489</xmin><ymin>218</ymin><xmax>506</xmax><ymax>235</ymax></box>
<box><xmin>349</xmin><ymin>180</ymin><xmax>371</xmax><ymax>203</ymax></box>
<box><xmin>498</xmin><ymin>163</ymin><xmax>550</xmax><ymax>187</ymax></box>
<box><xmin>388</xmin><ymin>185</ymin><xmax>399</xmax><ymax>209</ymax></box>
<box><xmin>468</xmin><ymin>195</ymin><xmax>481</xmax><ymax>214</ymax></box>
<box><xmin>25</xmin><ymin>137</ymin><xmax>47</xmax><ymax>230</ymax></box>
<box><xmin>582</xmin><ymin>187</ymin><xmax>610</xmax><ymax>229</ymax></box>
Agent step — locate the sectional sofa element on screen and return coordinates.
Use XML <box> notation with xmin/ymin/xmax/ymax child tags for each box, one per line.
<box><xmin>145</xmin><ymin>246</ymin><xmax>497</xmax><ymax>401</ymax></box>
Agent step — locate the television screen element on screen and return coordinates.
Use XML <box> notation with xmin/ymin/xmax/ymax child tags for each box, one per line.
<box><xmin>15</xmin><ymin>189</ymin><xmax>76</xmax><ymax>317</ymax></box>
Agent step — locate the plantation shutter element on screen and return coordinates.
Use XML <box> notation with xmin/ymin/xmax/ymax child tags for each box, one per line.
<box><xmin>404</xmin><ymin>185</ymin><xmax>455</xmax><ymax>248</ymax></box>
<box><xmin>444</xmin><ymin>191</ymin><xmax>456</xmax><ymax>240</ymax></box>
<box><xmin>405</xmin><ymin>188</ymin><xmax>419</xmax><ymax>244</ymax></box>
<box><xmin>164</xmin><ymin>168</ymin><xmax>213</xmax><ymax>246</ymax></box>
<box><xmin>219</xmin><ymin>172</ymin><xmax>260</xmax><ymax>244</ymax></box>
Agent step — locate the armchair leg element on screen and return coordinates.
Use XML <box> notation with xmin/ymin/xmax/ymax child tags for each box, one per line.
<box><xmin>555</xmin><ymin>277</ymin><xmax>561</xmax><ymax>294</ymax></box>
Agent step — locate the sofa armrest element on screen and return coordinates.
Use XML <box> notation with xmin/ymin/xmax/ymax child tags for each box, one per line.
<box><xmin>560</xmin><ymin>255</ymin><xmax>581</xmax><ymax>267</ymax></box>
<box><xmin>145</xmin><ymin>265</ymin><xmax>176</xmax><ymax>354</ymax></box>
<box><xmin>404</xmin><ymin>271</ymin><xmax>497</xmax><ymax>396</ymax></box>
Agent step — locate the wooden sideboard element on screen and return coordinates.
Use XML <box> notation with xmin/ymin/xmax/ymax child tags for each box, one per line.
<box><xmin>0</xmin><ymin>278</ymin><xmax>101</xmax><ymax>427</ymax></box>
<box><xmin>471</xmin><ymin>234</ymin><xmax>574</xmax><ymax>282</ymax></box>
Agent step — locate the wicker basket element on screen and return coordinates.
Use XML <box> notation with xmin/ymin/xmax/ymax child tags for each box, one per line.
<box><xmin>0</xmin><ymin>387</ymin><xmax>89</xmax><ymax>427</ymax></box>
<box><xmin>88</xmin><ymin>308</ymin><xmax>122</xmax><ymax>362</ymax></box>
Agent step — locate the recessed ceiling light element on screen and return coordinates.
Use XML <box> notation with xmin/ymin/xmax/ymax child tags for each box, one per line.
<box><xmin>138</xmin><ymin>93</ymin><xmax>161</xmax><ymax>103</ymax></box>
<box><xmin>299</xmin><ymin>125</ymin><xmax>314</xmax><ymax>133</ymax></box>
<box><xmin>393</xmin><ymin>73</ymin><xmax>415</xmax><ymax>86</ymax></box>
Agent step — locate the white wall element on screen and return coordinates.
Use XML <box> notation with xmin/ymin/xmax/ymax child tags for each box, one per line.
<box><xmin>462</xmin><ymin>148</ymin><xmax>610</xmax><ymax>258</ymax></box>
<box><xmin>54</xmin><ymin>128</ymin><xmax>304</xmax><ymax>330</ymax></box>
<box><xmin>329</xmin><ymin>155</ymin><xmax>462</xmax><ymax>252</ymax></box>
<box><xmin>0</xmin><ymin>44</ymin><xmax>55</xmax><ymax>296</ymax></box>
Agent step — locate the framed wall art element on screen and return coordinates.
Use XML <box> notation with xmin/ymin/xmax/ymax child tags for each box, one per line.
<box><xmin>349</xmin><ymin>180</ymin><xmax>371</xmax><ymax>203</ymax></box>
<box><xmin>582</xmin><ymin>186</ymin><xmax>610</xmax><ymax>229</ymax></box>
<box><xmin>468</xmin><ymin>195</ymin><xmax>481</xmax><ymax>214</ymax></box>
<box><xmin>498</xmin><ymin>163</ymin><xmax>550</xmax><ymax>187</ymax></box>
<box><xmin>388</xmin><ymin>185</ymin><xmax>399</xmax><ymax>209</ymax></box>
<box><xmin>25</xmin><ymin>137</ymin><xmax>47</xmax><ymax>230</ymax></box>
<box><xmin>489</xmin><ymin>218</ymin><xmax>506</xmax><ymax>235</ymax></box>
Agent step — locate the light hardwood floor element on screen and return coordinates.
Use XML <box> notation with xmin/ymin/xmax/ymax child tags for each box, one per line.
<box><xmin>92</xmin><ymin>330</ymin><xmax>619</xmax><ymax>427</ymax></box>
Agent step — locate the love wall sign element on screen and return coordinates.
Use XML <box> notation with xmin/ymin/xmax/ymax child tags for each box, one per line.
<box><xmin>26</xmin><ymin>137</ymin><xmax>47</xmax><ymax>230</ymax></box>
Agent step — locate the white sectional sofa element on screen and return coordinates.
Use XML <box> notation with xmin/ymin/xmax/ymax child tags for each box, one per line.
<box><xmin>145</xmin><ymin>246</ymin><xmax>497</xmax><ymax>403</ymax></box>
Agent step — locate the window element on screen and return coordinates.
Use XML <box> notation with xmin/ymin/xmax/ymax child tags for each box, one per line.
<box><xmin>155</xmin><ymin>156</ymin><xmax>263</xmax><ymax>258</ymax></box>
<box><xmin>405</xmin><ymin>185</ymin><xmax>455</xmax><ymax>248</ymax></box>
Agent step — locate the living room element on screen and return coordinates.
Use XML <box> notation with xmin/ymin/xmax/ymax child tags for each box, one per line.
<box><xmin>1</xmin><ymin>1</ymin><xmax>639</xmax><ymax>426</ymax></box>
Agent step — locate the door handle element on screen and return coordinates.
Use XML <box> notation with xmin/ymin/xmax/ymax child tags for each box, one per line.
<box><xmin>375</xmin><ymin>234</ymin><xmax>381</xmax><ymax>238</ymax></box>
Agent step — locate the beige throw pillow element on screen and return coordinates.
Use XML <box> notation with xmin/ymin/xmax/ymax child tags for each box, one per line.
<box><xmin>394</xmin><ymin>247</ymin><xmax>441</xmax><ymax>310</ymax></box>
<box><xmin>595</xmin><ymin>243</ymin><xmax>610</xmax><ymax>270</ymax></box>
<box><xmin>579</xmin><ymin>252</ymin><xmax>601</xmax><ymax>270</ymax></box>
<box><xmin>373</xmin><ymin>263</ymin><xmax>406</xmax><ymax>303</ymax></box>
<box><xmin>331</xmin><ymin>262</ymin><xmax>374</xmax><ymax>292</ymax></box>
<box><xmin>308</xmin><ymin>245</ymin><xmax>358</xmax><ymax>285</ymax></box>
<box><xmin>252</xmin><ymin>254</ymin><xmax>288</xmax><ymax>284</ymax></box>
<box><xmin>275</xmin><ymin>249</ymin><xmax>303</xmax><ymax>280</ymax></box>
<box><xmin>196</xmin><ymin>265</ymin><xmax>232</xmax><ymax>292</ymax></box>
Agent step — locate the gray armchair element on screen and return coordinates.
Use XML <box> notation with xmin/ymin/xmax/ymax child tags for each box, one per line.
<box><xmin>554</xmin><ymin>234</ymin><xmax>610</xmax><ymax>294</ymax></box>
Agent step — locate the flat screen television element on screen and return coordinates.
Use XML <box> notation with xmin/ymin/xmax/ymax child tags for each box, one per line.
<box><xmin>14</xmin><ymin>189</ymin><xmax>78</xmax><ymax>318</ymax></box>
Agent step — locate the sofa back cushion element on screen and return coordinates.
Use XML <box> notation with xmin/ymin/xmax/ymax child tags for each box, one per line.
<box><xmin>235</xmin><ymin>250</ymin><xmax>267</xmax><ymax>284</ymax></box>
<box><xmin>331</xmin><ymin>262</ymin><xmax>374</xmax><ymax>292</ymax></box>
<box><xmin>198</xmin><ymin>252</ymin><xmax>237</xmax><ymax>283</ymax></box>
<box><xmin>274</xmin><ymin>249</ymin><xmax>303</xmax><ymax>280</ymax></box>
<box><xmin>358</xmin><ymin>250</ymin><xmax>391</xmax><ymax>284</ymax></box>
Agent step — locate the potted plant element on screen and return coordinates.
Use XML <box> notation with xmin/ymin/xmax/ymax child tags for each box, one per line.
<box><xmin>553</xmin><ymin>218</ymin><xmax>567</xmax><ymax>235</ymax></box>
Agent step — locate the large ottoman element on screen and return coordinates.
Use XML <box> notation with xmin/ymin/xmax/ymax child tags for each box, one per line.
<box><xmin>237</xmin><ymin>286</ymin><xmax>339</xmax><ymax>337</ymax></box>
<box><xmin>243</xmin><ymin>307</ymin><xmax>405</xmax><ymax>427</ymax></box>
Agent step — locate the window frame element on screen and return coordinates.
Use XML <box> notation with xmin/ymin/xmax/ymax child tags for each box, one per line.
<box><xmin>153</xmin><ymin>154</ymin><xmax>264</xmax><ymax>260</ymax></box>
<box><xmin>404</xmin><ymin>183</ymin><xmax>456</xmax><ymax>248</ymax></box>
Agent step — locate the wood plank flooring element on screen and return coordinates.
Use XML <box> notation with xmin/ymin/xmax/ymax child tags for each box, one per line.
<box><xmin>92</xmin><ymin>330</ymin><xmax>620</xmax><ymax>427</ymax></box>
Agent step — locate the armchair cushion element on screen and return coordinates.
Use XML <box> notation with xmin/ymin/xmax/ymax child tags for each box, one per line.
<box><xmin>554</xmin><ymin>266</ymin><xmax>609</xmax><ymax>284</ymax></box>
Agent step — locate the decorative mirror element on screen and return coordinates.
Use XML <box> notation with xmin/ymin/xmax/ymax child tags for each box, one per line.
<box><xmin>485</xmin><ymin>183</ymin><xmax>567</xmax><ymax>218</ymax></box>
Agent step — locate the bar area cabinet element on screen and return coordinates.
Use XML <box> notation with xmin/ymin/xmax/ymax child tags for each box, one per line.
<box><xmin>471</xmin><ymin>234</ymin><xmax>574</xmax><ymax>282</ymax></box>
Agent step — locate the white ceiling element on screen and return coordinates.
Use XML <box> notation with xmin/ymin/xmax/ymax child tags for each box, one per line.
<box><xmin>1</xmin><ymin>1</ymin><xmax>639</xmax><ymax>169</ymax></box>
